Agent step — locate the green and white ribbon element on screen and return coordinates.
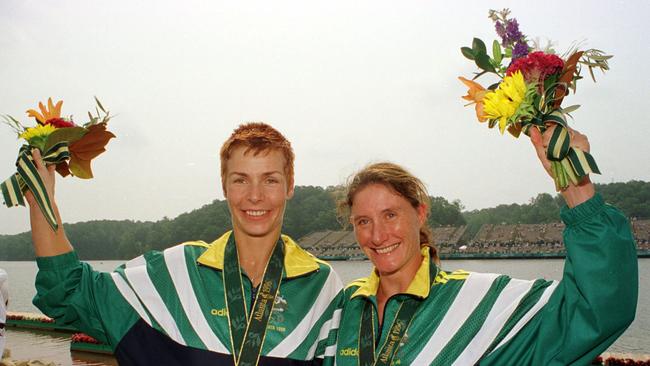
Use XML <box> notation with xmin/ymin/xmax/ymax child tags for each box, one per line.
<box><xmin>223</xmin><ymin>234</ymin><xmax>284</xmax><ymax>366</ymax></box>
<box><xmin>359</xmin><ymin>298</ymin><xmax>420</xmax><ymax>366</ymax></box>
<box><xmin>525</xmin><ymin>110</ymin><xmax>600</xmax><ymax>190</ymax></box>
<box><xmin>1</xmin><ymin>143</ymin><xmax>69</xmax><ymax>231</ymax></box>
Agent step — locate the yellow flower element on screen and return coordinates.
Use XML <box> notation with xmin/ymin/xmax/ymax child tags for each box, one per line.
<box><xmin>26</xmin><ymin>98</ymin><xmax>63</xmax><ymax>124</ymax></box>
<box><xmin>482</xmin><ymin>71</ymin><xmax>527</xmax><ymax>134</ymax></box>
<box><xmin>19</xmin><ymin>124</ymin><xmax>56</xmax><ymax>148</ymax></box>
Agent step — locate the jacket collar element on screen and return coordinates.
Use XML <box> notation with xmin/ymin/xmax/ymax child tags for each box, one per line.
<box><xmin>351</xmin><ymin>246</ymin><xmax>436</xmax><ymax>299</ymax></box>
<box><xmin>196</xmin><ymin>231</ymin><xmax>320</xmax><ymax>278</ymax></box>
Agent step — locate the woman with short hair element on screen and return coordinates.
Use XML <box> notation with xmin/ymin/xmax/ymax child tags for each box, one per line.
<box><xmin>28</xmin><ymin>123</ymin><xmax>342</xmax><ymax>365</ymax></box>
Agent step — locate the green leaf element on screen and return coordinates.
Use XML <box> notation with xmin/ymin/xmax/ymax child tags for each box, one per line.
<box><xmin>43</xmin><ymin>126</ymin><xmax>88</xmax><ymax>151</ymax></box>
<box><xmin>561</xmin><ymin>159</ymin><xmax>580</xmax><ymax>186</ymax></box>
<box><xmin>588</xmin><ymin>66</ymin><xmax>596</xmax><ymax>82</ymax></box>
<box><xmin>472</xmin><ymin>38</ymin><xmax>487</xmax><ymax>54</ymax></box>
<box><xmin>6</xmin><ymin>115</ymin><xmax>21</xmax><ymax>125</ymax></box>
<box><xmin>561</xmin><ymin>105</ymin><xmax>580</xmax><ymax>114</ymax></box>
<box><xmin>492</xmin><ymin>40</ymin><xmax>502</xmax><ymax>64</ymax></box>
<box><xmin>505</xmin><ymin>47</ymin><xmax>512</xmax><ymax>58</ymax></box>
<box><xmin>543</xmin><ymin>75</ymin><xmax>558</xmax><ymax>98</ymax></box>
<box><xmin>461</xmin><ymin>47</ymin><xmax>475</xmax><ymax>60</ymax></box>
<box><xmin>472</xmin><ymin>70</ymin><xmax>488</xmax><ymax>80</ymax></box>
<box><xmin>94</xmin><ymin>96</ymin><xmax>106</xmax><ymax>113</ymax></box>
<box><xmin>1</xmin><ymin>114</ymin><xmax>26</xmax><ymax>135</ymax></box>
<box><xmin>590</xmin><ymin>54</ymin><xmax>613</xmax><ymax>61</ymax></box>
<box><xmin>474</xmin><ymin>52</ymin><xmax>496</xmax><ymax>73</ymax></box>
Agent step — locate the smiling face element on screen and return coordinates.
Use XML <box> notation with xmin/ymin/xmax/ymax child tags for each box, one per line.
<box><xmin>350</xmin><ymin>183</ymin><xmax>426</xmax><ymax>278</ymax></box>
<box><xmin>224</xmin><ymin>146</ymin><xmax>294</xmax><ymax>242</ymax></box>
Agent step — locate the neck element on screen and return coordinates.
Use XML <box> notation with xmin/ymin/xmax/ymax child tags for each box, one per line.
<box><xmin>233</xmin><ymin>229</ymin><xmax>281</xmax><ymax>287</ymax></box>
<box><xmin>376</xmin><ymin>253</ymin><xmax>424</xmax><ymax>303</ymax></box>
<box><xmin>374</xmin><ymin>251</ymin><xmax>425</xmax><ymax>326</ymax></box>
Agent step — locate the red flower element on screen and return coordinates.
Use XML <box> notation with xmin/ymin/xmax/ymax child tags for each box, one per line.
<box><xmin>506</xmin><ymin>51</ymin><xmax>564</xmax><ymax>85</ymax></box>
<box><xmin>45</xmin><ymin>117</ymin><xmax>75</xmax><ymax>128</ymax></box>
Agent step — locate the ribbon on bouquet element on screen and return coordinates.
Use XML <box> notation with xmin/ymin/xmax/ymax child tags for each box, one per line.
<box><xmin>523</xmin><ymin>110</ymin><xmax>600</xmax><ymax>190</ymax></box>
<box><xmin>1</xmin><ymin>142</ymin><xmax>70</xmax><ymax>231</ymax></box>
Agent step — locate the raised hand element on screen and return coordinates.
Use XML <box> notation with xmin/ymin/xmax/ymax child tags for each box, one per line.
<box><xmin>25</xmin><ymin>148</ymin><xmax>73</xmax><ymax>257</ymax></box>
<box><xmin>530</xmin><ymin>125</ymin><xmax>595</xmax><ymax>208</ymax></box>
<box><xmin>24</xmin><ymin>148</ymin><xmax>57</xmax><ymax>208</ymax></box>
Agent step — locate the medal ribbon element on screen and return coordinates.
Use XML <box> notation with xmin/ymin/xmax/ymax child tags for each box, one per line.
<box><xmin>1</xmin><ymin>143</ymin><xmax>70</xmax><ymax>231</ymax></box>
<box><xmin>223</xmin><ymin>234</ymin><xmax>284</xmax><ymax>366</ymax></box>
<box><xmin>359</xmin><ymin>298</ymin><xmax>420</xmax><ymax>366</ymax></box>
<box><xmin>524</xmin><ymin>110</ymin><xmax>600</xmax><ymax>189</ymax></box>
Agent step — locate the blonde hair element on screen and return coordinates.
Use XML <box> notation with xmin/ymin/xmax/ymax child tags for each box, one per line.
<box><xmin>338</xmin><ymin>162</ymin><xmax>439</xmax><ymax>264</ymax></box>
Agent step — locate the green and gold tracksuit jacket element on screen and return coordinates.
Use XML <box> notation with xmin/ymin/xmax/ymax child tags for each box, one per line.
<box><xmin>34</xmin><ymin>232</ymin><xmax>344</xmax><ymax>365</ymax></box>
<box><xmin>332</xmin><ymin>194</ymin><xmax>638</xmax><ymax>366</ymax></box>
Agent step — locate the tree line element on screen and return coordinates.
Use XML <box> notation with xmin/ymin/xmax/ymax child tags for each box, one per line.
<box><xmin>461</xmin><ymin>180</ymin><xmax>650</xmax><ymax>241</ymax></box>
<box><xmin>1</xmin><ymin>181</ymin><xmax>648</xmax><ymax>260</ymax></box>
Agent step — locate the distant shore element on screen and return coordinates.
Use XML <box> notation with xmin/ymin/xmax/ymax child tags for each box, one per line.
<box><xmin>319</xmin><ymin>249</ymin><xmax>650</xmax><ymax>261</ymax></box>
<box><xmin>0</xmin><ymin>250</ymin><xmax>648</xmax><ymax>262</ymax></box>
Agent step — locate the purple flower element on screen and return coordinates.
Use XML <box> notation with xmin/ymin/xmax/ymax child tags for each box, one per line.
<box><xmin>495</xmin><ymin>21</ymin><xmax>506</xmax><ymax>39</ymax></box>
<box><xmin>496</xmin><ymin>18</ymin><xmax>525</xmax><ymax>48</ymax></box>
<box><xmin>505</xmin><ymin>19</ymin><xmax>523</xmax><ymax>44</ymax></box>
<box><xmin>489</xmin><ymin>9</ymin><xmax>528</xmax><ymax>56</ymax></box>
<box><xmin>512</xmin><ymin>41</ymin><xmax>529</xmax><ymax>60</ymax></box>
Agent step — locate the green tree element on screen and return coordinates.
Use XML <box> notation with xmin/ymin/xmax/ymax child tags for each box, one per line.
<box><xmin>428</xmin><ymin>197</ymin><xmax>466</xmax><ymax>227</ymax></box>
<box><xmin>1</xmin><ymin>181</ymin><xmax>648</xmax><ymax>260</ymax></box>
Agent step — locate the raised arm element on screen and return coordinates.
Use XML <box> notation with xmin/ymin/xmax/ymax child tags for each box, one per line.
<box><xmin>480</xmin><ymin>126</ymin><xmax>638</xmax><ymax>365</ymax></box>
<box><xmin>25</xmin><ymin>149</ymin><xmax>141</xmax><ymax>347</ymax></box>
<box><xmin>25</xmin><ymin>148</ymin><xmax>73</xmax><ymax>257</ymax></box>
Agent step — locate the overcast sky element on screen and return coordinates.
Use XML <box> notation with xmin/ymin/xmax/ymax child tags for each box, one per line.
<box><xmin>1</xmin><ymin>0</ymin><xmax>649</xmax><ymax>235</ymax></box>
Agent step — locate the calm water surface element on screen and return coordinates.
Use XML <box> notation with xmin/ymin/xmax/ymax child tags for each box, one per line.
<box><xmin>1</xmin><ymin>258</ymin><xmax>648</xmax><ymax>365</ymax></box>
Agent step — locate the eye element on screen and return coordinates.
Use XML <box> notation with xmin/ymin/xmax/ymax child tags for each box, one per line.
<box><xmin>386</xmin><ymin>212</ymin><xmax>397</xmax><ymax>219</ymax></box>
<box><xmin>355</xmin><ymin>218</ymin><xmax>370</xmax><ymax>226</ymax></box>
<box><xmin>233</xmin><ymin>177</ymin><xmax>246</xmax><ymax>184</ymax></box>
<box><xmin>265</xmin><ymin>177</ymin><xmax>279</xmax><ymax>184</ymax></box>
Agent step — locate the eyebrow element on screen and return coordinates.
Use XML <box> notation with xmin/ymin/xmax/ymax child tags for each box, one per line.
<box><xmin>351</xmin><ymin>207</ymin><xmax>401</xmax><ymax>219</ymax></box>
<box><xmin>228</xmin><ymin>171</ymin><xmax>283</xmax><ymax>177</ymax></box>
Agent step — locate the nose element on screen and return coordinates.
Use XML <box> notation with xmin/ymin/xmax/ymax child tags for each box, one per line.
<box><xmin>247</xmin><ymin>181</ymin><xmax>264</xmax><ymax>203</ymax></box>
<box><xmin>371</xmin><ymin>223</ymin><xmax>388</xmax><ymax>246</ymax></box>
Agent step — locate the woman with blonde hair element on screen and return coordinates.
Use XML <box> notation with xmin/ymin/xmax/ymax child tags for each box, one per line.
<box><xmin>332</xmin><ymin>127</ymin><xmax>638</xmax><ymax>365</ymax></box>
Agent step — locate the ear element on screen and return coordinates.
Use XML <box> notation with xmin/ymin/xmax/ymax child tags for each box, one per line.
<box><xmin>417</xmin><ymin>204</ymin><xmax>428</xmax><ymax>226</ymax></box>
<box><xmin>286</xmin><ymin>179</ymin><xmax>295</xmax><ymax>199</ymax></box>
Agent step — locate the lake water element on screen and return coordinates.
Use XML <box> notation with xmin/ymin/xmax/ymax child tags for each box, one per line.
<box><xmin>1</xmin><ymin>258</ymin><xmax>648</xmax><ymax>365</ymax></box>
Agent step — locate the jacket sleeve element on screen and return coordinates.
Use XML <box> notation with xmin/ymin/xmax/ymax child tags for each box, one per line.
<box><xmin>33</xmin><ymin>251</ymin><xmax>141</xmax><ymax>348</ymax></box>
<box><xmin>481</xmin><ymin>193</ymin><xmax>638</xmax><ymax>365</ymax></box>
<box><xmin>320</xmin><ymin>287</ymin><xmax>347</xmax><ymax>366</ymax></box>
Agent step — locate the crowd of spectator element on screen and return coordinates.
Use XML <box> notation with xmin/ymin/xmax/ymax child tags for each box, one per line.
<box><xmin>454</xmin><ymin>223</ymin><xmax>566</xmax><ymax>256</ymax></box>
<box><xmin>631</xmin><ymin>218</ymin><xmax>650</xmax><ymax>251</ymax></box>
<box><xmin>299</xmin><ymin>219</ymin><xmax>650</xmax><ymax>259</ymax></box>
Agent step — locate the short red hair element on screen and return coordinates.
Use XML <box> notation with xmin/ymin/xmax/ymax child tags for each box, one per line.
<box><xmin>220</xmin><ymin>122</ymin><xmax>295</xmax><ymax>190</ymax></box>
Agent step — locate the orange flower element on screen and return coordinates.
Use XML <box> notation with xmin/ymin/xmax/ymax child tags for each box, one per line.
<box><xmin>26</xmin><ymin>98</ymin><xmax>63</xmax><ymax>124</ymax></box>
<box><xmin>458</xmin><ymin>77</ymin><xmax>488</xmax><ymax>122</ymax></box>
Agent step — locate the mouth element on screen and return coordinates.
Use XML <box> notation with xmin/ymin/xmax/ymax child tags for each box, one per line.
<box><xmin>245</xmin><ymin>210</ymin><xmax>269</xmax><ymax>217</ymax></box>
<box><xmin>374</xmin><ymin>243</ymin><xmax>400</xmax><ymax>255</ymax></box>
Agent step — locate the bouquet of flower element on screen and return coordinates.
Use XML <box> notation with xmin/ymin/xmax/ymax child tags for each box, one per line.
<box><xmin>1</xmin><ymin>97</ymin><xmax>115</xmax><ymax>230</ymax></box>
<box><xmin>459</xmin><ymin>9</ymin><xmax>610</xmax><ymax>190</ymax></box>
